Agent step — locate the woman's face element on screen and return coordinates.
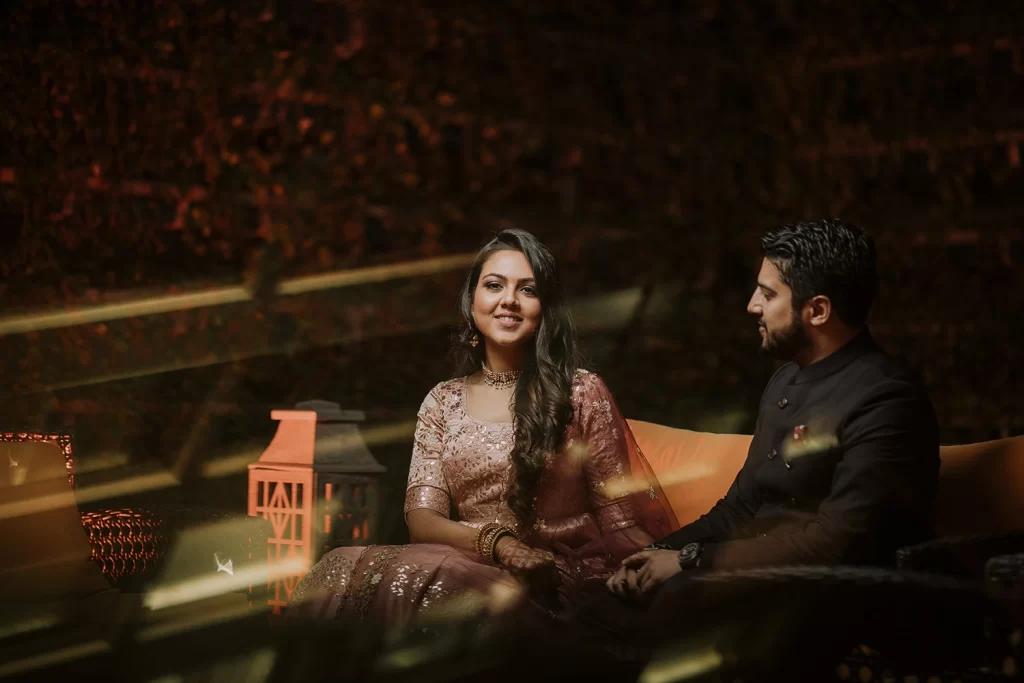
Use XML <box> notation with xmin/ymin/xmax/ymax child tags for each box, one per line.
<box><xmin>472</xmin><ymin>250</ymin><xmax>542</xmax><ymax>349</ymax></box>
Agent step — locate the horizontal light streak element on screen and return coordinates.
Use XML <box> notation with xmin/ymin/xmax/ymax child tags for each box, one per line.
<box><xmin>0</xmin><ymin>253</ymin><xmax>474</xmax><ymax>336</ymax></box>
<box><xmin>640</xmin><ymin>645</ymin><xmax>723</xmax><ymax>683</ymax></box>
<box><xmin>0</xmin><ymin>469</ymin><xmax>180</xmax><ymax>521</ymax></box>
<box><xmin>143</xmin><ymin>555</ymin><xmax>306</xmax><ymax>612</ymax></box>
<box><xmin>12</xmin><ymin>285</ymin><xmax>647</xmax><ymax>396</ymax></box>
<box><xmin>199</xmin><ymin>419</ymin><xmax>417</xmax><ymax>478</ymax></box>
<box><xmin>0</xmin><ymin>640</ymin><xmax>112</xmax><ymax>678</ymax></box>
<box><xmin>0</xmin><ymin>418</ymin><xmax>420</xmax><ymax>519</ymax></box>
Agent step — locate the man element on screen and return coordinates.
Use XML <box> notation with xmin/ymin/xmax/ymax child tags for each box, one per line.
<box><xmin>608</xmin><ymin>218</ymin><xmax>939</xmax><ymax>599</ymax></box>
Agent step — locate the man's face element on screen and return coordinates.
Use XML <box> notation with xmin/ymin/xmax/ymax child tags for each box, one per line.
<box><xmin>746</xmin><ymin>258</ymin><xmax>810</xmax><ymax>361</ymax></box>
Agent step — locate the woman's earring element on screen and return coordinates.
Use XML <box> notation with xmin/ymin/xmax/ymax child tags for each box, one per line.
<box><xmin>469</xmin><ymin>333</ymin><xmax>479</xmax><ymax>348</ymax></box>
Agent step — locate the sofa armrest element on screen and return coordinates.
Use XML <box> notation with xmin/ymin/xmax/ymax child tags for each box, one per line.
<box><xmin>986</xmin><ymin>553</ymin><xmax>1024</xmax><ymax>582</ymax></box>
<box><xmin>896</xmin><ymin>531</ymin><xmax>1024</xmax><ymax>577</ymax></box>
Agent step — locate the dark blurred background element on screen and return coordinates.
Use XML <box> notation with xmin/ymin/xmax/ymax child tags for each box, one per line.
<box><xmin>0</xmin><ymin>0</ymin><xmax>1020</xmax><ymax>545</ymax></box>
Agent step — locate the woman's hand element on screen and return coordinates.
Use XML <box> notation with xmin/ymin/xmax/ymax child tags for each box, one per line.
<box><xmin>494</xmin><ymin>536</ymin><xmax>557</xmax><ymax>595</ymax></box>
<box><xmin>606</xmin><ymin>564</ymin><xmax>641</xmax><ymax>600</ymax></box>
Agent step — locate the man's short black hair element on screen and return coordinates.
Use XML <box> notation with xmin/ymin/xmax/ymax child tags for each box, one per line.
<box><xmin>761</xmin><ymin>218</ymin><xmax>878</xmax><ymax>328</ymax></box>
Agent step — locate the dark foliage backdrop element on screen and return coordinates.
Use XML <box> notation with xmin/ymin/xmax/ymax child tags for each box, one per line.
<box><xmin>1</xmin><ymin>1</ymin><xmax>1021</xmax><ymax>534</ymax></box>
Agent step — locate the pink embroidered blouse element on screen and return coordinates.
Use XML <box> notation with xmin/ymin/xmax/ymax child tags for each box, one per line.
<box><xmin>404</xmin><ymin>371</ymin><xmax>645</xmax><ymax>552</ymax></box>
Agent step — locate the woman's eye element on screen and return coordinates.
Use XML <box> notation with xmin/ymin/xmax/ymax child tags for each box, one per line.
<box><xmin>485</xmin><ymin>282</ymin><xmax>502</xmax><ymax>290</ymax></box>
<box><xmin>521</xmin><ymin>286</ymin><xmax>537</xmax><ymax>296</ymax></box>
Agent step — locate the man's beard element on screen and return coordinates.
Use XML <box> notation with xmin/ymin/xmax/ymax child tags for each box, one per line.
<box><xmin>759</xmin><ymin>311</ymin><xmax>810</xmax><ymax>361</ymax></box>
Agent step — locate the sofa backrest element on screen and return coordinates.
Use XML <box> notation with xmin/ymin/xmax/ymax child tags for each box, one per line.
<box><xmin>627</xmin><ymin>420</ymin><xmax>751</xmax><ymax>528</ymax></box>
<box><xmin>628</xmin><ymin>420</ymin><xmax>1024</xmax><ymax>538</ymax></box>
<box><xmin>935</xmin><ymin>436</ymin><xmax>1024</xmax><ymax>536</ymax></box>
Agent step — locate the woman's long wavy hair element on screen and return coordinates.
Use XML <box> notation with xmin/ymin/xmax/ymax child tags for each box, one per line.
<box><xmin>451</xmin><ymin>228</ymin><xmax>582</xmax><ymax>526</ymax></box>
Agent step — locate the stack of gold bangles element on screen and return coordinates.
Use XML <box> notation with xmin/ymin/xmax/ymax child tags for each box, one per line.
<box><xmin>474</xmin><ymin>522</ymin><xmax>518</xmax><ymax>561</ymax></box>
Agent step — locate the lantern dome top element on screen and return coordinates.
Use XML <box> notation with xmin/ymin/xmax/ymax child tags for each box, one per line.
<box><xmin>294</xmin><ymin>400</ymin><xmax>366</xmax><ymax>423</ymax></box>
<box><xmin>251</xmin><ymin>400</ymin><xmax>386</xmax><ymax>474</ymax></box>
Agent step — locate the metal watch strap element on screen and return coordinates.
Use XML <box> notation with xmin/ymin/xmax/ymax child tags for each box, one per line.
<box><xmin>644</xmin><ymin>542</ymin><xmax>675</xmax><ymax>551</ymax></box>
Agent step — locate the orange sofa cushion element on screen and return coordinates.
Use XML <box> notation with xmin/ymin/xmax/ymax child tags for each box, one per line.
<box><xmin>627</xmin><ymin>420</ymin><xmax>751</xmax><ymax>528</ymax></box>
<box><xmin>628</xmin><ymin>419</ymin><xmax>1024</xmax><ymax>540</ymax></box>
<box><xmin>934</xmin><ymin>436</ymin><xmax>1024</xmax><ymax>536</ymax></box>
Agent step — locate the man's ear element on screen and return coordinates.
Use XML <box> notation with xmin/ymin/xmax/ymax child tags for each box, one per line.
<box><xmin>806</xmin><ymin>295</ymin><xmax>832</xmax><ymax>327</ymax></box>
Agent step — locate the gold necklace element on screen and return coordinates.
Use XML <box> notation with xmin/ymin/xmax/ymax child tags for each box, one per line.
<box><xmin>482</xmin><ymin>364</ymin><xmax>520</xmax><ymax>389</ymax></box>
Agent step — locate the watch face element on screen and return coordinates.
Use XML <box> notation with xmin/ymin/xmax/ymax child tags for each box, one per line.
<box><xmin>679</xmin><ymin>542</ymin><xmax>700</xmax><ymax>563</ymax></box>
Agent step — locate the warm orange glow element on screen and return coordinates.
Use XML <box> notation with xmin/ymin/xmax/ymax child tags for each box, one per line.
<box><xmin>248</xmin><ymin>470</ymin><xmax>313</xmax><ymax>615</ymax></box>
<box><xmin>323</xmin><ymin>482</ymin><xmax>335</xmax><ymax>537</ymax></box>
<box><xmin>247</xmin><ymin>407</ymin><xmax>320</xmax><ymax>614</ymax></box>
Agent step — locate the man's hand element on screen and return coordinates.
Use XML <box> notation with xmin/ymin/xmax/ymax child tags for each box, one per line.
<box><xmin>621</xmin><ymin>549</ymin><xmax>681</xmax><ymax>596</ymax></box>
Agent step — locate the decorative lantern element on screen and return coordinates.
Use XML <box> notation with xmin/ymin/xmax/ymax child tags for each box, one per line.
<box><xmin>247</xmin><ymin>400</ymin><xmax>386</xmax><ymax>613</ymax></box>
<box><xmin>307</xmin><ymin>401</ymin><xmax>387</xmax><ymax>554</ymax></box>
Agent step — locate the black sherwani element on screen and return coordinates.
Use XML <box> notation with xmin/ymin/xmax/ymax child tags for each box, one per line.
<box><xmin>659</xmin><ymin>329</ymin><xmax>940</xmax><ymax>569</ymax></box>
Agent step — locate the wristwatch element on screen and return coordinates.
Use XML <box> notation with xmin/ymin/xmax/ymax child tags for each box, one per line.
<box><xmin>677</xmin><ymin>542</ymin><xmax>703</xmax><ymax>570</ymax></box>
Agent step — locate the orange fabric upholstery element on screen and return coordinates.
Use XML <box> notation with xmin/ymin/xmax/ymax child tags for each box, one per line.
<box><xmin>934</xmin><ymin>436</ymin><xmax>1024</xmax><ymax>537</ymax></box>
<box><xmin>629</xmin><ymin>419</ymin><xmax>1024</xmax><ymax>540</ymax></box>
<box><xmin>627</xmin><ymin>420</ymin><xmax>751</xmax><ymax>528</ymax></box>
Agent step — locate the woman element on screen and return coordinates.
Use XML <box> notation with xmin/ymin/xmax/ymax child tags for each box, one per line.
<box><xmin>289</xmin><ymin>229</ymin><xmax>675</xmax><ymax>627</ymax></box>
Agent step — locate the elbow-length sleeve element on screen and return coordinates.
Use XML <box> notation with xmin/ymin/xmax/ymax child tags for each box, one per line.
<box><xmin>404</xmin><ymin>389</ymin><xmax>451</xmax><ymax>518</ymax></box>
